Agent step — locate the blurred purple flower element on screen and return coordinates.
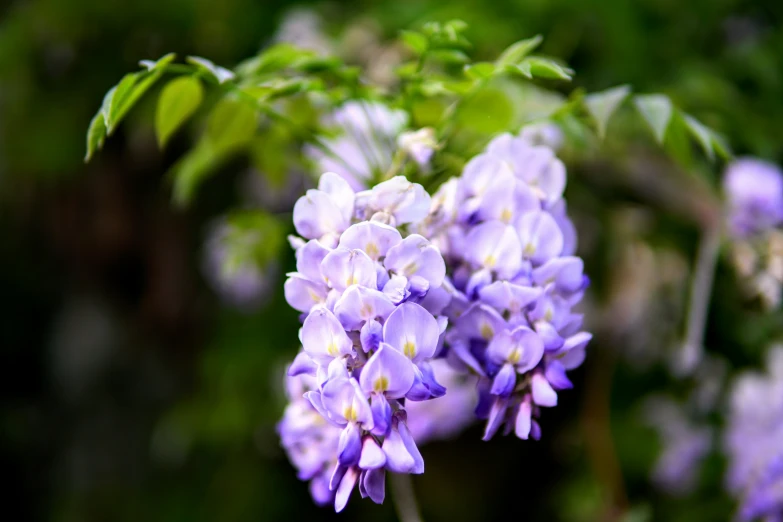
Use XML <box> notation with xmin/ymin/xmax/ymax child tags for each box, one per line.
<box><xmin>723</xmin><ymin>158</ymin><xmax>783</xmax><ymax>239</ymax></box>
<box><xmin>724</xmin><ymin>347</ymin><xmax>783</xmax><ymax>521</ymax></box>
<box><xmin>202</xmin><ymin>219</ymin><xmax>276</xmax><ymax>312</ymax></box>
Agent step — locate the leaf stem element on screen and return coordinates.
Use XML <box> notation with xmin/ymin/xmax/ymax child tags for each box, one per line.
<box><xmin>390</xmin><ymin>473</ymin><xmax>423</xmax><ymax>522</ymax></box>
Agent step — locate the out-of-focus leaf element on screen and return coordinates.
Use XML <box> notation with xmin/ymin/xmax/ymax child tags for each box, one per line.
<box><xmin>523</xmin><ymin>57</ymin><xmax>573</xmax><ymax>80</ymax></box>
<box><xmin>430</xmin><ymin>49</ymin><xmax>470</xmax><ymax>64</ymax></box>
<box><xmin>400</xmin><ymin>30</ymin><xmax>428</xmax><ymax>54</ymax></box>
<box><xmin>170</xmin><ymin>143</ymin><xmax>226</xmax><ymax>207</ymax></box>
<box><xmin>584</xmin><ymin>84</ymin><xmax>631</xmax><ymax>138</ymax></box>
<box><xmin>457</xmin><ymin>87</ymin><xmax>514</xmax><ymax>133</ymax></box>
<box><xmin>249</xmin><ymin>130</ymin><xmax>289</xmax><ymax>188</ymax></box>
<box><xmin>505</xmin><ymin>62</ymin><xmax>532</xmax><ymax>79</ymax></box>
<box><xmin>496</xmin><ymin>35</ymin><xmax>543</xmax><ymax>67</ymax></box>
<box><xmin>139</xmin><ymin>52</ymin><xmax>176</xmax><ymax>72</ymax></box>
<box><xmin>187</xmin><ymin>56</ymin><xmax>235</xmax><ymax>84</ymax></box>
<box><xmin>155</xmin><ymin>76</ymin><xmax>204</xmax><ymax>148</ymax></box>
<box><xmin>206</xmin><ymin>98</ymin><xmax>257</xmax><ymax>153</ymax></box>
<box><xmin>292</xmin><ymin>55</ymin><xmax>342</xmax><ymax>73</ymax></box>
<box><xmin>682</xmin><ymin>113</ymin><xmax>715</xmax><ymax>161</ymax></box>
<box><xmin>84</xmin><ymin>110</ymin><xmax>107</xmax><ymax>162</ymax></box>
<box><xmin>634</xmin><ymin>94</ymin><xmax>673</xmax><ymax>144</ymax></box>
<box><xmin>464</xmin><ymin>62</ymin><xmax>496</xmax><ymax>80</ymax></box>
<box><xmin>235</xmin><ymin>44</ymin><xmax>311</xmax><ymax>77</ymax></box>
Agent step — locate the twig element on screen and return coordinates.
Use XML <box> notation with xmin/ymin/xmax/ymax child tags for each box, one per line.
<box><xmin>390</xmin><ymin>472</ymin><xmax>423</xmax><ymax>522</ymax></box>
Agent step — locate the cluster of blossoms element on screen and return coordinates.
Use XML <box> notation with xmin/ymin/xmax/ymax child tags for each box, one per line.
<box><xmin>724</xmin><ymin>346</ymin><xmax>783</xmax><ymax>521</ymax></box>
<box><xmin>279</xmin><ymin>106</ymin><xmax>590</xmax><ymax>511</ymax></box>
<box><xmin>278</xmin><ymin>171</ymin><xmax>451</xmax><ymax>511</ymax></box>
<box><xmin>418</xmin><ymin>130</ymin><xmax>591</xmax><ymax>441</ymax></box>
<box><xmin>723</xmin><ymin>158</ymin><xmax>783</xmax><ymax>308</ymax></box>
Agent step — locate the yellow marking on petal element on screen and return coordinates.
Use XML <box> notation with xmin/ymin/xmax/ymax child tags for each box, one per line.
<box><xmin>403</xmin><ymin>340</ymin><xmax>417</xmax><ymax>359</ymax></box>
<box><xmin>509</xmin><ymin>348</ymin><xmax>521</xmax><ymax>364</ymax></box>
<box><xmin>480</xmin><ymin>323</ymin><xmax>494</xmax><ymax>340</ymax></box>
<box><xmin>500</xmin><ymin>208</ymin><xmax>513</xmax><ymax>223</ymax></box>
<box><xmin>343</xmin><ymin>405</ymin><xmax>358</xmax><ymax>422</ymax></box>
<box><xmin>346</xmin><ymin>274</ymin><xmax>358</xmax><ymax>287</ymax></box>
<box><xmin>402</xmin><ymin>261</ymin><xmax>419</xmax><ymax>275</ymax></box>
<box><xmin>374</xmin><ymin>376</ymin><xmax>389</xmax><ymax>392</ymax></box>
<box><xmin>308</xmin><ymin>289</ymin><xmax>322</xmax><ymax>302</ymax></box>
<box><xmin>366</xmin><ymin>242</ymin><xmax>379</xmax><ymax>258</ymax></box>
<box><xmin>327</xmin><ymin>342</ymin><xmax>339</xmax><ymax>356</ymax></box>
<box><xmin>544</xmin><ymin>307</ymin><xmax>554</xmax><ymax>323</ymax></box>
<box><xmin>523</xmin><ymin>243</ymin><xmax>536</xmax><ymax>257</ymax></box>
<box><xmin>360</xmin><ymin>303</ymin><xmax>374</xmax><ymax>319</ymax></box>
<box><xmin>484</xmin><ymin>255</ymin><xmax>497</xmax><ymax>268</ymax></box>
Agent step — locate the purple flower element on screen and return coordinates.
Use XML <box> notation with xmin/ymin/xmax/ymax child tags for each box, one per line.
<box><xmin>723</xmin><ymin>347</ymin><xmax>783</xmax><ymax>521</ymax></box>
<box><xmin>417</xmin><ymin>130</ymin><xmax>590</xmax><ymax>441</ymax></box>
<box><xmin>202</xmin><ymin>218</ymin><xmax>276</xmax><ymax>312</ymax></box>
<box><xmin>304</xmin><ymin>101</ymin><xmax>408</xmax><ymax>191</ymax></box>
<box><xmin>279</xmin><ymin>172</ymin><xmax>449</xmax><ymax>511</ymax></box>
<box><xmin>723</xmin><ymin>157</ymin><xmax>783</xmax><ymax>238</ymax></box>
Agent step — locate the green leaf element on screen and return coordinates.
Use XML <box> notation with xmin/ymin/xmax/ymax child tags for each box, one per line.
<box><xmin>496</xmin><ymin>35</ymin><xmax>543</xmax><ymax>67</ymax></box>
<box><xmin>84</xmin><ymin>109</ymin><xmax>107</xmax><ymax>162</ymax></box>
<box><xmin>139</xmin><ymin>52</ymin><xmax>176</xmax><ymax>72</ymax></box>
<box><xmin>429</xmin><ymin>49</ymin><xmax>470</xmax><ymax>64</ymax></box>
<box><xmin>504</xmin><ymin>62</ymin><xmax>532</xmax><ymax>79</ymax></box>
<box><xmin>682</xmin><ymin>113</ymin><xmax>715</xmax><ymax>161</ymax></box>
<box><xmin>464</xmin><ymin>62</ymin><xmax>496</xmax><ymax>80</ymax></box>
<box><xmin>400</xmin><ymin>30</ymin><xmax>428</xmax><ymax>54</ymax></box>
<box><xmin>633</xmin><ymin>94</ymin><xmax>672</xmax><ymax>144</ymax></box>
<box><xmin>155</xmin><ymin>76</ymin><xmax>204</xmax><ymax>148</ymax></box>
<box><xmin>170</xmin><ymin>143</ymin><xmax>222</xmax><ymax>207</ymax></box>
<box><xmin>584</xmin><ymin>84</ymin><xmax>631</xmax><ymax>138</ymax></box>
<box><xmin>101</xmin><ymin>73</ymin><xmax>138</xmax><ymax>133</ymax></box>
<box><xmin>523</xmin><ymin>57</ymin><xmax>573</xmax><ymax>80</ymax></box>
<box><xmin>187</xmin><ymin>56</ymin><xmax>235</xmax><ymax>84</ymax></box>
<box><xmin>206</xmin><ymin>98</ymin><xmax>257</xmax><ymax>153</ymax></box>
<box><xmin>235</xmin><ymin>44</ymin><xmax>310</xmax><ymax>77</ymax></box>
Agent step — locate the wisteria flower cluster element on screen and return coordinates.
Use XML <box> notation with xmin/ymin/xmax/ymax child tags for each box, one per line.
<box><xmin>418</xmin><ymin>131</ymin><xmax>591</xmax><ymax>441</ymax></box>
<box><xmin>278</xmin><ymin>117</ymin><xmax>592</xmax><ymax>512</ymax></box>
<box><xmin>279</xmin><ymin>171</ymin><xmax>451</xmax><ymax>511</ymax></box>
<box><xmin>724</xmin><ymin>346</ymin><xmax>783</xmax><ymax>521</ymax></box>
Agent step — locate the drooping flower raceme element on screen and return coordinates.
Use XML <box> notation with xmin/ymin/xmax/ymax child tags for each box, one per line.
<box><xmin>724</xmin><ymin>347</ymin><xmax>783</xmax><ymax>522</ymax></box>
<box><xmin>418</xmin><ymin>130</ymin><xmax>591</xmax><ymax>441</ymax></box>
<box><xmin>279</xmin><ymin>171</ymin><xmax>451</xmax><ymax>511</ymax></box>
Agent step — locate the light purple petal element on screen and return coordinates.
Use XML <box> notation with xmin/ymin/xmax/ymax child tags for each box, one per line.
<box><xmin>479</xmin><ymin>281</ymin><xmax>543</xmax><ymax>315</ymax></box>
<box><xmin>531</xmin><ymin>372</ymin><xmax>558</xmax><ymax>407</ymax></box>
<box><xmin>491</xmin><ymin>363</ymin><xmax>517</xmax><ymax>397</ymax></box>
<box><xmin>545</xmin><ymin>360</ymin><xmax>573</xmax><ymax>390</ymax></box>
<box><xmin>382</xmin><ymin>274</ymin><xmax>410</xmax><ymax>304</ymax></box>
<box><xmin>464</xmin><ymin>221</ymin><xmax>523</xmax><ymax>279</ymax></box>
<box><xmin>359</xmin><ymin>343</ymin><xmax>415</xmax><ymax>399</ymax></box>
<box><xmin>334</xmin><ymin>285</ymin><xmax>396</xmax><ymax>330</ymax></box>
<box><xmin>296</xmin><ymin>240</ymin><xmax>331</xmax><ymax>283</ymax></box>
<box><xmin>321</xmin><ymin>377</ymin><xmax>374</xmax><ymax>429</ymax></box>
<box><xmin>482</xmin><ymin>397</ymin><xmax>508</xmax><ymax>441</ymax></box>
<box><xmin>456</xmin><ymin>303</ymin><xmax>507</xmax><ymax>341</ymax></box>
<box><xmin>339</xmin><ymin>221</ymin><xmax>402</xmax><ymax>260</ymax></box>
<box><xmin>334</xmin><ymin>466</ymin><xmax>359</xmax><ymax>512</ymax></box>
<box><xmin>384</xmin><ymin>234</ymin><xmax>446</xmax><ymax>289</ymax></box>
<box><xmin>284</xmin><ymin>274</ymin><xmax>328</xmax><ymax>313</ymax></box>
<box><xmin>318</xmin><ymin>171</ymin><xmax>355</xmax><ymax>224</ymax></box>
<box><xmin>362</xmin><ymin>468</ymin><xmax>386</xmax><ymax>504</ymax></box>
<box><xmin>398</xmin><ymin>421</ymin><xmax>424</xmax><ymax>474</ymax></box>
<box><xmin>532</xmin><ymin>257</ymin><xmax>585</xmax><ymax>294</ymax></box>
<box><xmin>360</xmin><ymin>319</ymin><xmax>383</xmax><ymax>353</ymax></box>
<box><xmin>287</xmin><ymin>351</ymin><xmax>317</xmax><ymax>377</ymax></box>
<box><xmin>338</xmin><ymin>423</ymin><xmax>362</xmax><ymax>466</ymax></box>
<box><xmin>370</xmin><ymin>394</ymin><xmax>391</xmax><ymax>436</ymax></box>
<box><xmin>516</xmin><ymin>210</ymin><xmax>564</xmax><ymax>266</ymax></box>
<box><xmin>293</xmin><ymin>188</ymin><xmax>348</xmax><ymax>240</ymax></box>
<box><xmin>383</xmin><ymin>302</ymin><xmax>440</xmax><ymax>363</ymax></box>
<box><xmin>515</xmin><ymin>397</ymin><xmax>532</xmax><ymax>439</ymax></box>
<box><xmin>358</xmin><ymin>436</ymin><xmax>387</xmax><ymax>470</ymax></box>
<box><xmin>382</xmin><ymin>426</ymin><xmax>416</xmax><ymax>473</ymax></box>
<box><xmin>302</xmin><ymin>308</ymin><xmax>354</xmax><ymax>365</ymax></box>
<box><xmin>321</xmin><ymin>247</ymin><xmax>377</xmax><ymax>292</ymax></box>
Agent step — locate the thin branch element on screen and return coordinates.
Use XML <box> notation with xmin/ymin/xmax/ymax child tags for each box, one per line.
<box><xmin>390</xmin><ymin>472</ymin><xmax>423</xmax><ymax>522</ymax></box>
